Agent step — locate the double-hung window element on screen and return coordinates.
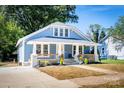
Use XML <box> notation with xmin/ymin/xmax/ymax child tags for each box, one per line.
<box><xmin>54</xmin><ymin>28</ymin><xmax>58</xmax><ymax>36</ymax></box>
<box><xmin>60</xmin><ymin>28</ymin><xmax>63</xmax><ymax>36</ymax></box>
<box><xmin>65</xmin><ymin>29</ymin><xmax>69</xmax><ymax>37</ymax></box>
<box><xmin>43</xmin><ymin>44</ymin><xmax>48</xmax><ymax>56</ymax></box>
<box><xmin>79</xmin><ymin>46</ymin><xmax>82</xmax><ymax>54</ymax></box>
<box><xmin>73</xmin><ymin>46</ymin><xmax>76</xmax><ymax>56</ymax></box>
<box><xmin>36</xmin><ymin>44</ymin><xmax>41</xmax><ymax>54</ymax></box>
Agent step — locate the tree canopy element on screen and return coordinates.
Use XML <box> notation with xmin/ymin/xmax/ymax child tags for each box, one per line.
<box><xmin>0</xmin><ymin>13</ymin><xmax>25</xmax><ymax>61</ymax></box>
<box><xmin>109</xmin><ymin>16</ymin><xmax>124</xmax><ymax>50</ymax></box>
<box><xmin>2</xmin><ymin>5</ymin><xmax>78</xmax><ymax>34</ymax></box>
<box><xmin>87</xmin><ymin>24</ymin><xmax>106</xmax><ymax>43</ymax></box>
<box><xmin>0</xmin><ymin>5</ymin><xmax>78</xmax><ymax>61</ymax></box>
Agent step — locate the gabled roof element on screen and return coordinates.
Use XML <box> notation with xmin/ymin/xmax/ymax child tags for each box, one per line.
<box><xmin>16</xmin><ymin>22</ymin><xmax>91</xmax><ymax>46</ymax></box>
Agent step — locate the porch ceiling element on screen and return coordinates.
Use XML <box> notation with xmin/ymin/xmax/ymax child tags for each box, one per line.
<box><xmin>27</xmin><ymin>37</ymin><xmax>97</xmax><ymax>46</ymax></box>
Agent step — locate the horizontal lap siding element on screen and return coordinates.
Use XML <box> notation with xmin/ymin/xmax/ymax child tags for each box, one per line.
<box><xmin>24</xmin><ymin>44</ymin><xmax>33</xmax><ymax>62</ymax></box>
<box><xmin>24</xmin><ymin>28</ymin><xmax>53</xmax><ymax>63</ymax></box>
<box><xmin>70</xmin><ymin>31</ymin><xmax>83</xmax><ymax>40</ymax></box>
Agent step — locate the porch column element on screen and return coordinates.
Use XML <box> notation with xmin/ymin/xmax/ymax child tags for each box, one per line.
<box><xmin>58</xmin><ymin>44</ymin><xmax>64</xmax><ymax>56</ymax></box>
<box><xmin>94</xmin><ymin>44</ymin><xmax>98</xmax><ymax>61</ymax></box>
<box><xmin>31</xmin><ymin>43</ymin><xmax>38</xmax><ymax>67</ymax></box>
<box><xmin>33</xmin><ymin>43</ymin><xmax>36</xmax><ymax>55</ymax></box>
<box><xmin>75</xmin><ymin>45</ymin><xmax>79</xmax><ymax>56</ymax></box>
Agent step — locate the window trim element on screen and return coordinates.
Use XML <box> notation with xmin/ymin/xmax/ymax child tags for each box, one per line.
<box><xmin>72</xmin><ymin>45</ymin><xmax>76</xmax><ymax>57</ymax></box>
<box><xmin>53</xmin><ymin>27</ymin><xmax>59</xmax><ymax>37</ymax></box>
<box><xmin>79</xmin><ymin>45</ymin><xmax>83</xmax><ymax>54</ymax></box>
<box><xmin>65</xmin><ymin>28</ymin><xmax>70</xmax><ymax>37</ymax></box>
<box><xmin>59</xmin><ymin>28</ymin><xmax>64</xmax><ymax>37</ymax></box>
<box><xmin>36</xmin><ymin>44</ymin><xmax>41</xmax><ymax>54</ymax></box>
<box><xmin>53</xmin><ymin>27</ymin><xmax>70</xmax><ymax>38</ymax></box>
<box><xmin>42</xmin><ymin>44</ymin><xmax>50</xmax><ymax>57</ymax></box>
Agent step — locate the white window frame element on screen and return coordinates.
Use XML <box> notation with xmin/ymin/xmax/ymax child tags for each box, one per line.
<box><xmin>72</xmin><ymin>45</ymin><xmax>76</xmax><ymax>57</ymax></box>
<box><xmin>65</xmin><ymin>28</ymin><xmax>70</xmax><ymax>37</ymax></box>
<box><xmin>53</xmin><ymin>27</ymin><xmax>70</xmax><ymax>38</ymax></box>
<box><xmin>53</xmin><ymin>27</ymin><xmax>59</xmax><ymax>37</ymax></box>
<box><xmin>59</xmin><ymin>28</ymin><xmax>64</xmax><ymax>37</ymax></box>
<box><xmin>42</xmin><ymin>44</ymin><xmax>50</xmax><ymax>57</ymax></box>
<box><xmin>79</xmin><ymin>45</ymin><xmax>83</xmax><ymax>54</ymax></box>
<box><xmin>36</xmin><ymin>44</ymin><xmax>41</xmax><ymax>54</ymax></box>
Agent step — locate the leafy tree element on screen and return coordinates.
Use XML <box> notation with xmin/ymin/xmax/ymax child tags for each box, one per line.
<box><xmin>87</xmin><ymin>24</ymin><xmax>106</xmax><ymax>60</ymax></box>
<box><xmin>0</xmin><ymin>13</ymin><xmax>25</xmax><ymax>61</ymax></box>
<box><xmin>2</xmin><ymin>5</ymin><xmax>78</xmax><ymax>34</ymax></box>
<box><xmin>109</xmin><ymin>16</ymin><xmax>124</xmax><ymax>50</ymax></box>
<box><xmin>87</xmin><ymin>24</ymin><xmax>106</xmax><ymax>43</ymax></box>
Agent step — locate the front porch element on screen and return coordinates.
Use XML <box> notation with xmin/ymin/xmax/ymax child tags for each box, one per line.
<box><xmin>27</xmin><ymin>37</ymin><xmax>98</xmax><ymax>67</ymax></box>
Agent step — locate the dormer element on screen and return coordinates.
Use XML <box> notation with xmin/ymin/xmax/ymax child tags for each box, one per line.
<box><xmin>53</xmin><ymin>27</ymin><xmax>70</xmax><ymax>38</ymax></box>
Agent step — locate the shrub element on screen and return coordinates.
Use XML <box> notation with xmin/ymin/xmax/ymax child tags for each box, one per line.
<box><xmin>84</xmin><ymin>58</ymin><xmax>89</xmax><ymax>64</ymax></box>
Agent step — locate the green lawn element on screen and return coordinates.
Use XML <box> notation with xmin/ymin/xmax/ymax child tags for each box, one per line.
<box><xmin>101</xmin><ymin>59</ymin><xmax>124</xmax><ymax>64</ymax></box>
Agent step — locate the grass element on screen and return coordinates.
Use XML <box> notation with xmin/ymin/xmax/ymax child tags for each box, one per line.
<box><xmin>101</xmin><ymin>59</ymin><xmax>124</xmax><ymax>64</ymax></box>
<box><xmin>0</xmin><ymin>62</ymin><xmax>18</xmax><ymax>67</ymax></box>
<box><xmin>90</xmin><ymin>64</ymin><xmax>124</xmax><ymax>72</ymax></box>
<box><xmin>39</xmin><ymin>66</ymin><xmax>105</xmax><ymax>80</ymax></box>
<box><xmin>81</xmin><ymin>79</ymin><xmax>124</xmax><ymax>88</ymax></box>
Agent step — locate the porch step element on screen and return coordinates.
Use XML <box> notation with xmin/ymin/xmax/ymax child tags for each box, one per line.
<box><xmin>64</xmin><ymin>59</ymin><xmax>78</xmax><ymax>65</ymax></box>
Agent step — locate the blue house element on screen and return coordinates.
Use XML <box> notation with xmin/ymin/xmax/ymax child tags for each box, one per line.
<box><xmin>16</xmin><ymin>22</ymin><xmax>98</xmax><ymax>67</ymax></box>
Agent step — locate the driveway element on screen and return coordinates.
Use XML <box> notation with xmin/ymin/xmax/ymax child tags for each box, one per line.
<box><xmin>0</xmin><ymin>66</ymin><xmax>79</xmax><ymax>88</ymax></box>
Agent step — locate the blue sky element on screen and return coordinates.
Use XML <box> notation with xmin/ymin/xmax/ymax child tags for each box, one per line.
<box><xmin>69</xmin><ymin>5</ymin><xmax>124</xmax><ymax>33</ymax></box>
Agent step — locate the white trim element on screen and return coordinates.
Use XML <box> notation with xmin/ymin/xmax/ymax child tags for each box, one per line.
<box><xmin>16</xmin><ymin>25</ymin><xmax>51</xmax><ymax>47</ymax></box>
<box><xmin>68</xmin><ymin>29</ymin><xmax>70</xmax><ymax>38</ymax></box>
<box><xmin>59</xmin><ymin>28</ymin><xmax>64</xmax><ymax>37</ymax></box>
<box><xmin>72</xmin><ymin>45</ymin><xmax>76</xmax><ymax>57</ymax></box>
<box><xmin>63</xmin><ymin>28</ymin><xmax>65</xmax><ymax>37</ymax></box>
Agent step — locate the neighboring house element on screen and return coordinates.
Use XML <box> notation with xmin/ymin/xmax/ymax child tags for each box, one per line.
<box><xmin>99</xmin><ymin>36</ymin><xmax>124</xmax><ymax>60</ymax></box>
<box><xmin>16</xmin><ymin>22</ymin><xmax>98</xmax><ymax>67</ymax></box>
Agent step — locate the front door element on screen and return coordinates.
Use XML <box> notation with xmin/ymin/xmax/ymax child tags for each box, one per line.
<box><xmin>64</xmin><ymin>45</ymin><xmax>72</xmax><ymax>59</ymax></box>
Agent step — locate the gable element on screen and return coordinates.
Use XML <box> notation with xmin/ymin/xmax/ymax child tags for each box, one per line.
<box><xmin>16</xmin><ymin>22</ymin><xmax>91</xmax><ymax>46</ymax></box>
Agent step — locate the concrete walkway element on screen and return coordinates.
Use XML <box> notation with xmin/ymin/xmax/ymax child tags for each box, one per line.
<box><xmin>69</xmin><ymin>65</ymin><xmax>124</xmax><ymax>86</ymax></box>
<box><xmin>0</xmin><ymin>66</ymin><xmax>79</xmax><ymax>88</ymax></box>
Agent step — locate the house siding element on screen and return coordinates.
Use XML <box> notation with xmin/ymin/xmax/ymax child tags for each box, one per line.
<box><xmin>70</xmin><ymin>31</ymin><xmax>83</xmax><ymax>40</ymax></box>
<box><xmin>24</xmin><ymin>44</ymin><xmax>33</xmax><ymax>62</ymax></box>
<box><xmin>100</xmin><ymin>37</ymin><xmax>124</xmax><ymax>60</ymax></box>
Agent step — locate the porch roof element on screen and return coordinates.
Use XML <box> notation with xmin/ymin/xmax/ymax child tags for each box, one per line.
<box><xmin>27</xmin><ymin>37</ymin><xmax>97</xmax><ymax>46</ymax></box>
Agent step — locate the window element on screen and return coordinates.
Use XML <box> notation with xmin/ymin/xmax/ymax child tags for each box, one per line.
<box><xmin>65</xmin><ymin>29</ymin><xmax>68</xmax><ymax>37</ymax></box>
<box><xmin>60</xmin><ymin>28</ymin><xmax>63</xmax><ymax>36</ymax></box>
<box><xmin>102</xmin><ymin>48</ymin><xmax>104</xmax><ymax>54</ymax></box>
<box><xmin>54</xmin><ymin>28</ymin><xmax>58</xmax><ymax>36</ymax></box>
<box><xmin>79</xmin><ymin>46</ymin><xmax>82</xmax><ymax>54</ymax></box>
<box><xmin>73</xmin><ymin>46</ymin><xmax>76</xmax><ymax>56</ymax></box>
<box><xmin>36</xmin><ymin>44</ymin><xmax>41</xmax><ymax>54</ymax></box>
<box><xmin>43</xmin><ymin>44</ymin><xmax>48</xmax><ymax>56</ymax></box>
